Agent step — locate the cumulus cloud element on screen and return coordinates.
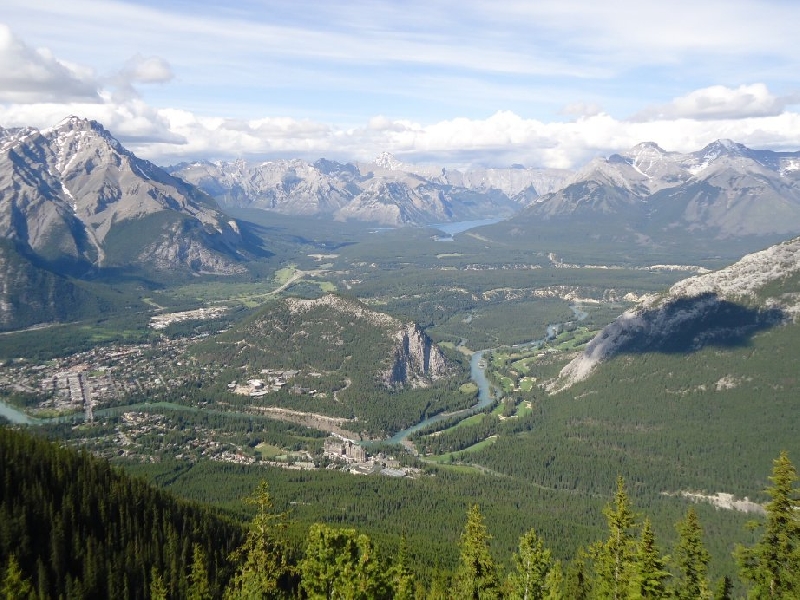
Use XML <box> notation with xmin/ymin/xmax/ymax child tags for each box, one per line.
<box><xmin>0</xmin><ymin>24</ymin><xmax>100</xmax><ymax>103</ymax></box>
<box><xmin>631</xmin><ymin>84</ymin><xmax>798</xmax><ymax>122</ymax></box>
<box><xmin>120</xmin><ymin>55</ymin><xmax>174</xmax><ymax>84</ymax></box>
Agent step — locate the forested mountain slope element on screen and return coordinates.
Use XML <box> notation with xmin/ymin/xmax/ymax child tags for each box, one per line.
<box><xmin>0</xmin><ymin>427</ymin><xmax>243</xmax><ymax>599</ymax></box>
<box><xmin>190</xmin><ymin>294</ymin><xmax>468</xmax><ymax>435</ymax></box>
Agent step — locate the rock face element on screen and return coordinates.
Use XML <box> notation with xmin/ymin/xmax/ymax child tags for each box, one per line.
<box><xmin>0</xmin><ymin>117</ymin><xmax>255</xmax><ymax>275</ymax></box>
<box><xmin>555</xmin><ymin>236</ymin><xmax>800</xmax><ymax>389</ymax></box>
<box><xmin>525</xmin><ymin>140</ymin><xmax>800</xmax><ymax>238</ymax></box>
<box><xmin>285</xmin><ymin>294</ymin><xmax>449</xmax><ymax>387</ymax></box>
<box><xmin>169</xmin><ymin>155</ymin><xmax>571</xmax><ymax>227</ymax></box>
<box><xmin>384</xmin><ymin>323</ymin><xmax>450</xmax><ymax>388</ymax></box>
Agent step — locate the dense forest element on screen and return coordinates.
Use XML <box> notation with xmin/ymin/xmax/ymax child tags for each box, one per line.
<box><xmin>2</xmin><ymin>426</ymin><xmax>799</xmax><ymax>599</ymax></box>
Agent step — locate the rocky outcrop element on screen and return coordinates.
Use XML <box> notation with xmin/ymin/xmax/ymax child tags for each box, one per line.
<box><xmin>383</xmin><ymin>323</ymin><xmax>450</xmax><ymax>388</ymax></box>
<box><xmin>554</xmin><ymin>236</ymin><xmax>800</xmax><ymax>390</ymax></box>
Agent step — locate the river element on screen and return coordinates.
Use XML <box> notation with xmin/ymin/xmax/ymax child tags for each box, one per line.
<box><xmin>1</xmin><ymin>305</ymin><xmax>591</xmax><ymax>444</ymax></box>
<box><xmin>384</xmin><ymin>304</ymin><xmax>590</xmax><ymax>443</ymax></box>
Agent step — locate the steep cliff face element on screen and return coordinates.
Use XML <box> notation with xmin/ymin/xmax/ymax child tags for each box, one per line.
<box><xmin>383</xmin><ymin>322</ymin><xmax>450</xmax><ymax>388</ymax></box>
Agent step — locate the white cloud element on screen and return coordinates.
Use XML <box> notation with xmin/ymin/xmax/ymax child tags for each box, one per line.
<box><xmin>632</xmin><ymin>84</ymin><xmax>796</xmax><ymax>122</ymax></box>
<box><xmin>120</xmin><ymin>55</ymin><xmax>174</xmax><ymax>84</ymax></box>
<box><xmin>0</xmin><ymin>24</ymin><xmax>100</xmax><ymax>103</ymax></box>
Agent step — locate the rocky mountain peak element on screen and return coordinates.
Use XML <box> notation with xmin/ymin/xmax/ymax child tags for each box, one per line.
<box><xmin>374</xmin><ymin>151</ymin><xmax>405</xmax><ymax>171</ymax></box>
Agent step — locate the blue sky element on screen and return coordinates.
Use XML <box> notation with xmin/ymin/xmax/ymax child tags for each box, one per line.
<box><xmin>2</xmin><ymin>0</ymin><xmax>800</xmax><ymax>167</ymax></box>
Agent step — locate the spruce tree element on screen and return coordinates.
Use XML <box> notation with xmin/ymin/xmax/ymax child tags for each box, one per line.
<box><xmin>736</xmin><ymin>451</ymin><xmax>800</xmax><ymax>598</ymax></box>
<box><xmin>1</xmin><ymin>554</ymin><xmax>35</xmax><ymax>600</ymax></box>
<box><xmin>299</xmin><ymin>523</ymin><xmax>389</xmax><ymax>600</ymax></box>
<box><xmin>224</xmin><ymin>481</ymin><xmax>292</xmax><ymax>599</ymax></box>
<box><xmin>149</xmin><ymin>567</ymin><xmax>168</xmax><ymax>600</ymax></box>
<box><xmin>591</xmin><ymin>476</ymin><xmax>638</xmax><ymax>600</ymax></box>
<box><xmin>564</xmin><ymin>549</ymin><xmax>591</xmax><ymax>600</ymax></box>
<box><xmin>389</xmin><ymin>534</ymin><xmax>415</xmax><ymax>600</ymax></box>
<box><xmin>454</xmin><ymin>504</ymin><xmax>501</xmax><ymax>599</ymax></box>
<box><xmin>187</xmin><ymin>544</ymin><xmax>212</xmax><ymax>600</ymax></box>
<box><xmin>508</xmin><ymin>528</ymin><xmax>552</xmax><ymax>600</ymax></box>
<box><xmin>628</xmin><ymin>518</ymin><xmax>670</xmax><ymax>599</ymax></box>
<box><xmin>674</xmin><ymin>507</ymin><xmax>711</xmax><ymax>599</ymax></box>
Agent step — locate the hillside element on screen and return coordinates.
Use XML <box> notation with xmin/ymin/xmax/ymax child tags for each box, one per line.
<box><xmin>190</xmin><ymin>294</ymin><xmax>469</xmax><ymax>435</ymax></box>
<box><xmin>0</xmin><ymin>427</ymin><xmax>243</xmax><ymax>599</ymax></box>
<box><xmin>457</xmin><ymin>235</ymin><xmax>800</xmax><ymax>502</ymax></box>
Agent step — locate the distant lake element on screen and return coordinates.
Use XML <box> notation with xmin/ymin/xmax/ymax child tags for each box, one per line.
<box><xmin>429</xmin><ymin>218</ymin><xmax>503</xmax><ymax>240</ymax></box>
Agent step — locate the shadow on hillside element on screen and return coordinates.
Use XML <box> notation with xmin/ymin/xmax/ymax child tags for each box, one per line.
<box><xmin>611</xmin><ymin>293</ymin><xmax>786</xmax><ymax>355</ymax></box>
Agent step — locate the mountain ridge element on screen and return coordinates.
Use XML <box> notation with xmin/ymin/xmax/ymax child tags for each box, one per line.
<box><xmin>555</xmin><ymin>235</ymin><xmax>800</xmax><ymax>389</ymax></box>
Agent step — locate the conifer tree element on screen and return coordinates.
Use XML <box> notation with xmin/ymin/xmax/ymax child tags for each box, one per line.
<box><xmin>736</xmin><ymin>450</ymin><xmax>800</xmax><ymax>599</ymax></box>
<box><xmin>627</xmin><ymin>518</ymin><xmax>670</xmax><ymax>599</ymax></box>
<box><xmin>544</xmin><ymin>561</ymin><xmax>564</xmax><ymax>600</ymax></box>
<box><xmin>299</xmin><ymin>523</ymin><xmax>389</xmax><ymax>600</ymax></box>
<box><xmin>673</xmin><ymin>507</ymin><xmax>711</xmax><ymax>599</ymax></box>
<box><xmin>713</xmin><ymin>575</ymin><xmax>732</xmax><ymax>600</ymax></box>
<box><xmin>454</xmin><ymin>504</ymin><xmax>500</xmax><ymax>599</ymax></box>
<box><xmin>389</xmin><ymin>534</ymin><xmax>415</xmax><ymax>600</ymax></box>
<box><xmin>564</xmin><ymin>549</ymin><xmax>591</xmax><ymax>600</ymax></box>
<box><xmin>1</xmin><ymin>554</ymin><xmax>35</xmax><ymax>600</ymax></box>
<box><xmin>591</xmin><ymin>476</ymin><xmax>638</xmax><ymax>600</ymax></box>
<box><xmin>508</xmin><ymin>528</ymin><xmax>552</xmax><ymax>600</ymax></box>
<box><xmin>188</xmin><ymin>544</ymin><xmax>212</xmax><ymax>600</ymax></box>
<box><xmin>224</xmin><ymin>481</ymin><xmax>292</xmax><ymax>599</ymax></box>
<box><xmin>150</xmin><ymin>567</ymin><xmax>168</xmax><ymax>600</ymax></box>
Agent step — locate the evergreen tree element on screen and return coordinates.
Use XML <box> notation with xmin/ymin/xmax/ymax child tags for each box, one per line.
<box><xmin>389</xmin><ymin>534</ymin><xmax>415</xmax><ymax>600</ymax></box>
<box><xmin>188</xmin><ymin>544</ymin><xmax>213</xmax><ymax>600</ymax></box>
<box><xmin>454</xmin><ymin>504</ymin><xmax>501</xmax><ymax>600</ymax></box>
<box><xmin>563</xmin><ymin>549</ymin><xmax>591</xmax><ymax>600</ymax></box>
<box><xmin>736</xmin><ymin>451</ymin><xmax>800</xmax><ymax>598</ymax></box>
<box><xmin>673</xmin><ymin>507</ymin><xmax>711</xmax><ymax>599</ymax></box>
<box><xmin>150</xmin><ymin>567</ymin><xmax>168</xmax><ymax>600</ymax></box>
<box><xmin>224</xmin><ymin>481</ymin><xmax>292</xmax><ymax>599</ymax></box>
<box><xmin>298</xmin><ymin>523</ymin><xmax>389</xmax><ymax>600</ymax></box>
<box><xmin>543</xmin><ymin>561</ymin><xmax>564</xmax><ymax>600</ymax></box>
<box><xmin>627</xmin><ymin>518</ymin><xmax>670</xmax><ymax>599</ymax></box>
<box><xmin>591</xmin><ymin>476</ymin><xmax>638</xmax><ymax>600</ymax></box>
<box><xmin>1</xmin><ymin>554</ymin><xmax>35</xmax><ymax>600</ymax></box>
<box><xmin>713</xmin><ymin>575</ymin><xmax>733</xmax><ymax>600</ymax></box>
<box><xmin>507</xmin><ymin>528</ymin><xmax>552</xmax><ymax>600</ymax></box>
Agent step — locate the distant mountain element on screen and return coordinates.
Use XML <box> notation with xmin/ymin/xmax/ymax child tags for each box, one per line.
<box><xmin>169</xmin><ymin>155</ymin><xmax>570</xmax><ymax>227</ymax></box>
<box><xmin>523</xmin><ymin>140</ymin><xmax>800</xmax><ymax>238</ymax></box>
<box><xmin>0</xmin><ymin>117</ymin><xmax>261</xmax><ymax>277</ymax></box>
<box><xmin>556</xmin><ymin>235</ymin><xmax>800</xmax><ymax>388</ymax></box>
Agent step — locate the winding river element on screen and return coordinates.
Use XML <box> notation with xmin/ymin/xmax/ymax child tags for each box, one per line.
<box><xmin>1</xmin><ymin>305</ymin><xmax>591</xmax><ymax>443</ymax></box>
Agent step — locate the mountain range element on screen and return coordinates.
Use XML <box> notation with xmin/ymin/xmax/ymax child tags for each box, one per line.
<box><xmin>521</xmin><ymin>140</ymin><xmax>800</xmax><ymax>238</ymax></box>
<box><xmin>168</xmin><ymin>154</ymin><xmax>571</xmax><ymax>227</ymax></box>
<box><xmin>4</xmin><ymin>116</ymin><xmax>800</xmax><ymax>330</ymax></box>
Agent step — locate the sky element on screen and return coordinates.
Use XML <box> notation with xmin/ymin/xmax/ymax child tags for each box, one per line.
<box><xmin>2</xmin><ymin>0</ymin><xmax>800</xmax><ymax>169</ymax></box>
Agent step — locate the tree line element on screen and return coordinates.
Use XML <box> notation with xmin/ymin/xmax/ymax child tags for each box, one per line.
<box><xmin>2</xmin><ymin>424</ymin><xmax>799</xmax><ymax>598</ymax></box>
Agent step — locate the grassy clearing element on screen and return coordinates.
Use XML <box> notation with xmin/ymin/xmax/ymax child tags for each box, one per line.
<box><xmin>273</xmin><ymin>266</ymin><xmax>298</xmax><ymax>285</ymax></box>
<box><xmin>459</xmin><ymin>382</ymin><xmax>478</xmax><ymax>394</ymax></box>
<box><xmin>519</xmin><ymin>378</ymin><xmax>535</xmax><ymax>392</ymax></box>
<box><xmin>255</xmin><ymin>443</ymin><xmax>284</xmax><ymax>459</ymax></box>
